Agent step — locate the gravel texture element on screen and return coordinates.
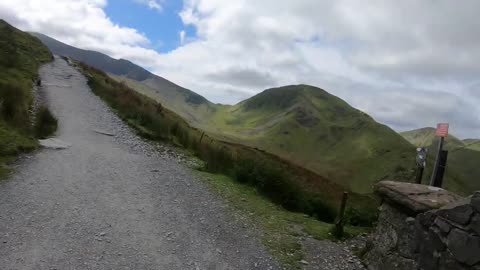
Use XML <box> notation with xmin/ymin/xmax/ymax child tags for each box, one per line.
<box><xmin>301</xmin><ymin>235</ymin><xmax>367</xmax><ymax>270</ymax></box>
<box><xmin>0</xmin><ymin>57</ymin><xmax>279</xmax><ymax>270</ymax></box>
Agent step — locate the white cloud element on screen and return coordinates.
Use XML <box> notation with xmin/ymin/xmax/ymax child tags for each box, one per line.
<box><xmin>0</xmin><ymin>0</ymin><xmax>162</xmax><ymax>69</ymax></box>
<box><xmin>1</xmin><ymin>0</ymin><xmax>479</xmax><ymax>138</ymax></box>
<box><xmin>134</xmin><ymin>0</ymin><xmax>163</xmax><ymax>12</ymax></box>
<box><xmin>179</xmin><ymin>30</ymin><xmax>185</xmax><ymax>45</ymax></box>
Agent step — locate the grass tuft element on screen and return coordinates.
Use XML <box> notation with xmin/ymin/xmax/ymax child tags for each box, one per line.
<box><xmin>34</xmin><ymin>106</ymin><xmax>58</xmax><ymax>139</ymax></box>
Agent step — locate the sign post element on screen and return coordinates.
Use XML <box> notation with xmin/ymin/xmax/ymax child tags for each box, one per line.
<box><xmin>415</xmin><ymin>148</ymin><xmax>427</xmax><ymax>184</ymax></box>
<box><xmin>430</xmin><ymin>123</ymin><xmax>449</xmax><ymax>187</ymax></box>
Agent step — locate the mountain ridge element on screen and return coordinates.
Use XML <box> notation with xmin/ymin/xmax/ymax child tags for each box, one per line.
<box><xmin>31</xmin><ymin>32</ymin><xmax>215</xmax><ymax>123</ymax></box>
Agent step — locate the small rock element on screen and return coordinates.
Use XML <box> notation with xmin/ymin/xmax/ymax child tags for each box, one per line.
<box><xmin>99</xmin><ymin>232</ymin><xmax>106</xmax><ymax>236</ymax></box>
<box><xmin>93</xmin><ymin>129</ymin><xmax>115</xmax><ymax>136</ymax></box>
<box><xmin>39</xmin><ymin>138</ymin><xmax>71</xmax><ymax>149</ymax></box>
<box><xmin>299</xmin><ymin>260</ymin><xmax>309</xmax><ymax>265</ymax></box>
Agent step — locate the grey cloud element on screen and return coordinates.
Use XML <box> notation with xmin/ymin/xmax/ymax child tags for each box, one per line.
<box><xmin>206</xmin><ymin>67</ymin><xmax>277</xmax><ymax>89</ymax></box>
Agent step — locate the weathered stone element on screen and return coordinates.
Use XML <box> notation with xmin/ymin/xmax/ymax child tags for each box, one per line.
<box><xmin>429</xmin><ymin>227</ymin><xmax>446</xmax><ymax>251</ymax></box>
<box><xmin>418</xmin><ymin>211</ymin><xmax>436</xmax><ymax>228</ymax></box>
<box><xmin>447</xmin><ymin>228</ymin><xmax>480</xmax><ymax>266</ymax></box>
<box><xmin>434</xmin><ymin>217</ymin><xmax>452</xmax><ymax>234</ymax></box>
<box><xmin>472</xmin><ymin>192</ymin><xmax>480</xmax><ymax>213</ymax></box>
<box><xmin>471</xmin><ymin>214</ymin><xmax>480</xmax><ymax>236</ymax></box>
<box><xmin>405</xmin><ymin>217</ymin><xmax>415</xmax><ymax>225</ymax></box>
<box><xmin>437</xmin><ymin>197</ymin><xmax>474</xmax><ymax>225</ymax></box>
<box><xmin>363</xmin><ymin>203</ymin><xmax>418</xmax><ymax>270</ymax></box>
<box><xmin>438</xmin><ymin>250</ymin><xmax>468</xmax><ymax>270</ymax></box>
<box><xmin>417</xmin><ymin>239</ymin><xmax>440</xmax><ymax>270</ymax></box>
<box><xmin>374</xmin><ymin>181</ymin><xmax>462</xmax><ymax>214</ymax></box>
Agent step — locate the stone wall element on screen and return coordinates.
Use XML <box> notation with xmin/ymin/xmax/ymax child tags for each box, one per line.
<box><xmin>363</xmin><ymin>181</ymin><xmax>480</xmax><ymax>270</ymax></box>
<box><xmin>416</xmin><ymin>193</ymin><xmax>480</xmax><ymax>269</ymax></box>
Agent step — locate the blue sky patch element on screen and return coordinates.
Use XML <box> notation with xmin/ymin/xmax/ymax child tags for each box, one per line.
<box><xmin>104</xmin><ymin>0</ymin><xmax>196</xmax><ymax>53</ymax></box>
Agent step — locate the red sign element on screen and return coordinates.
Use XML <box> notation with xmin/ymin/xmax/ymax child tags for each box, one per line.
<box><xmin>436</xmin><ymin>123</ymin><xmax>449</xmax><ymax>137</ymax></box>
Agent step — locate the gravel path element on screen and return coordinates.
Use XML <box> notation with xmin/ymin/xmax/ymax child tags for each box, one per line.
<box><xmin>0</xmin><ymin>57</ymin><xmax>279</xmax><ymax>270</ymax></box>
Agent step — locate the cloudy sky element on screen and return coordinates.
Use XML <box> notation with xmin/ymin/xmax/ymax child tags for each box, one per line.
<box><xmin>1</xmin><ymin>0</ymin><xmax>479</xmax><ymax>138</ymax></box>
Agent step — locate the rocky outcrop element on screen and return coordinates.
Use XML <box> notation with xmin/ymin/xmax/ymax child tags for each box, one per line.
<box><xmin>364</xmin><ymin>181</ymin><xmax>479</xmax><ymax>270</ymax></box>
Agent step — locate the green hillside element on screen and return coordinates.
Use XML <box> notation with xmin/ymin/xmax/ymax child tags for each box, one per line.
<box><xmin>31</xmin><ymin>33</ymin><xmax>152</xmax><ymax>81</ymax></box>
<box><xmin>198</xmin><ymin>85</ymin><xmax>417</xmax><ymax>194</ymax></box>
<box><xmin>400</xmin><ymin>127</ymin><xmax>465</xmax><ymax>150</ymax></box>
<box><xmin>400</xmin><ymin>128</ymin><xmax>480</xmax><ymax>194</ymax></box>
<box><xmin>108</xmin><ymin>74</ymin><xmax>217</xmax><ymax>125</ymax></box>
<box><xmin>463</xmin><ymin>139</ymin><xmax>480</xmax><ymax>151</ymax></box>
<box><xmin>0</xmin><ymin>20</ymin><xmax>53</xmax><ymax>177</ymax></box>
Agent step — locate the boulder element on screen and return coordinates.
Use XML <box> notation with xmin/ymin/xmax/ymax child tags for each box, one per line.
<box><xmin>375</xmin><ymin>181</ymin><xmax>462</xmax><ymax>214</ymax></box>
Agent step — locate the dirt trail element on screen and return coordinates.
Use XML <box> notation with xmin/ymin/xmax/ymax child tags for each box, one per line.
<box><xmin>0</xmin><ymin>57</ymin><xmax>278</xmax><ymax>270</ymax></box>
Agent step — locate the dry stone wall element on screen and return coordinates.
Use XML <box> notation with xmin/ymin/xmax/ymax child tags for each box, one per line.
<box><xmin>364</xmin><ymin>181</ymin><xmax>480</xmax><ymax>270</ymax></box>
<box><xmin>416</xmin><ymin>193</ymin><xmax>480</xmax><ymax>269</ymax></box>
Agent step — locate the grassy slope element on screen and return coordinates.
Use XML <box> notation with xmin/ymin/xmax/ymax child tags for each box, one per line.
<box><xmin>400</xmin><ymin>127</ymin><xmax>465</xmax><ymax>149</ymax></box>
<box><xmin>0</xmin><ymin>20</ymin><xmax>52</xmax><ymax>177</ymax></box>
<box><xmin>463</xmin><ymin>139</ymin><xmax>480</xmax><ymax>151</ymax></box>
<box><xmin>400</xmin><ymin>128</ymin><xmax>480</xmax><ymax>194</ymax></box>
<box><xmin>108</xmin><ymin>74</ymin><xmax>217</xmax><ymax>125</ymax></box>
<box><xmin>199</xmin><ymin>85</ymin><xmax>416</xmax><ymax>194</ymax></box>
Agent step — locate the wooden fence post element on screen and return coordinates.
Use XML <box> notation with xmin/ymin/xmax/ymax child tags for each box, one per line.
<box><xmin>334</xmin><ymin>192</ymin><xmax>349</xmax><ymax>238</ymax></box>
